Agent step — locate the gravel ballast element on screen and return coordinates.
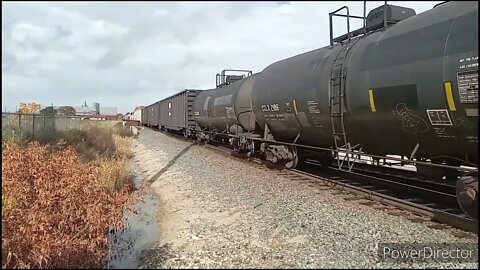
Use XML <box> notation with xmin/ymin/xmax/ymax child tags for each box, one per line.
<box><xmin>133</xmin><ymin>128</ymin><xmax>478</xmax><ymax>269</ymax></box>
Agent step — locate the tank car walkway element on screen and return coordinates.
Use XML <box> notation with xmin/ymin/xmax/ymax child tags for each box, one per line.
<box><xmin>133</xmin><ymin>128</ymin><xmax>477</xmax><ymax>269</ymax></box>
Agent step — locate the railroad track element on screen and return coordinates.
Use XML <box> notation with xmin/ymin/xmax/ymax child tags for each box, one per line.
<box><xmin>295</xmin><ymin>162</ymin><xmax>478</xmax><ymax>234</ymax></box>
<box><xmin>147</xmin><ymin>127</ymin><xmax>478</xmax><ymax>235</ymax></box>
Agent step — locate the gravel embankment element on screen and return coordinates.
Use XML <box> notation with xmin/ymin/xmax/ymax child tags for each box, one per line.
<box><xmin>133</xmin><ymin>128</ymin><xmax>478</xmax><ymax>269</ymax></box>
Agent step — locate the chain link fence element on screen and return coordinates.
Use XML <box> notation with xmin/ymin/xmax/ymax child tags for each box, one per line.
<box><xmin>2</xmin><ymin>113</ymin><xmax>86</xmax><ymax>140</ymax></box>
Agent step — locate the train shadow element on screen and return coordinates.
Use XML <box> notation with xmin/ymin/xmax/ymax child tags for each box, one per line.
<box><xmin>146</xmin><ymin>143</ymin><xmax>195</xmax><ymax>185</ymax></box>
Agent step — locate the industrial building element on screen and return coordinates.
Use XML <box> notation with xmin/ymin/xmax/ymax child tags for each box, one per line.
<box><xmin>44</xmin><ymin>102</ymin><xmax>118</xmax><ymax>118</ymax></box>
<box><xmin>124</xmin><ymin>106</ymin><xmax>144</xmax><ymax>121</ymax></box>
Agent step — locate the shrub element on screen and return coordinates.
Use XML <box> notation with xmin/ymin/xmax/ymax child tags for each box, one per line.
<box><xmin>30</xmin><ymin>126</ymin><xmax>118</xmax><ymax>162</ymax></box>
<box><xmin>1</xmin><ymin>142</ymin><xmax>132</xmax><ymax>269</ymax></box>
<box><xmin>2</xmin><ymin>129</ymin><xmax>29</xmax><ymax>147</ymax></box>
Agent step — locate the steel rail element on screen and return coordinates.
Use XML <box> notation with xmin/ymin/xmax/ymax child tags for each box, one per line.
<box><xmin>148</xmin><ymin>127</ymin><xmax>478</xmax><ymax>233</ymax></box>
<box><xmin>288</xmin><ymin>168</ymin><xmax>478</xmax><ymax>234</ymax></box>
<box><xmin>347</xmin><ymin>164</ymin><xmax>456</xmax><ymax>195</ymax></box>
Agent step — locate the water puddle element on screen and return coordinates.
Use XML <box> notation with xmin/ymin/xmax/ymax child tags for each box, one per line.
<box><xmin>106</xmin><ymin>162</ymin><xmax>160</xmax><ymax>269</ymax></box>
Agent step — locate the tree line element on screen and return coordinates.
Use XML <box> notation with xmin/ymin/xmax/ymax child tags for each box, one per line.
<box><xmin>17</xmin><ymin>102</ymin><xmax>76</xmax><ymax>116</ymax></box>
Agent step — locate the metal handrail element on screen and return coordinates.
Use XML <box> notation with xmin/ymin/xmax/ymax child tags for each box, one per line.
<box><xmin>329</xmin><ymin>6</ymin><xmax>350</xmax><ymax>46</ymax></box>
<box><xmin>329</xmin><ymin>4</ymin><xmax>368</xmax><ymax>46</ymax></box>
<box><xmin>329</xmin><ymin>1</ymin><xmax>392</xmax><ymax>46</ymax></box>
<box><xmin>216</xmin><ymin>69</ymin><xmax>252</xmax><ymax>88</ymax></box>
<box><xmin>363</xmin><ymin>1</ymin><xmax>367</xmax><ymax>34</ymax></box>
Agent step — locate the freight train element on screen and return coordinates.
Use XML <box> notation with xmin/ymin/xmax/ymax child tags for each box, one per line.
<box><xmin>142</xmin><ymin>1</ymin><xmax>478</xmax><ymax>219</ymax></box>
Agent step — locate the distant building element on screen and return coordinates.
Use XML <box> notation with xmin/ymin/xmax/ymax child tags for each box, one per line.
<box><xmin>41</xmin><ymin>102</ymin><xmax>118</xmax><ymax>117</ymax></box>
<box><xmin>100</xmin><ymin>107</ymin><xmax>118</xmax><ymax>116</ymax></box>
<box><xmin>81</xmin><ymin>115</ymin><xmax>118</xmax><ymax>121</ymax></box>
<box><xmin>93</xmin><ymin>102</ymin><xmax>100</xmax><ymax>114</ymax></box>
<box><xmin>123</xmin><ymin>106</ymin><xmax>144</xmax><ymax>121</ymax></box>
<box><xmin>131</xmin><ymin>106</ymin><xmax>143</xmax><ymax>121</ymax></box>
<box><xmin>134</xmin><ymin>106</ymin><xmax>144</xmax><ymax>120</ymax></box>
<box><xmin>70</xmin><ymin>106</ymin><xmax>97</xmax><ymax>116</ymax></box>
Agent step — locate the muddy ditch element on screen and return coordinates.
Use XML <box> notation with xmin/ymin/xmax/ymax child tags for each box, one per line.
<box><xmin>105</xmin><ymin>161</ymin><xmax>161</xmax><ymax>269</ymax></box>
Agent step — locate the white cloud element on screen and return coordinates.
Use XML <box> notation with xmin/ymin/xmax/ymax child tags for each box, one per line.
<box><xmin>2</xmin><ymin>1</ymin><xmax>442</xmax><ymax>113</ymax></box>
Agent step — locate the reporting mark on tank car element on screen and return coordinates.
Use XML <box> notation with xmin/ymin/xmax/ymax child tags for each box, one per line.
<box><xmin>261</xmin><ymin>103</ymin><xmax>280</xmax><ymax>112</ymax></box>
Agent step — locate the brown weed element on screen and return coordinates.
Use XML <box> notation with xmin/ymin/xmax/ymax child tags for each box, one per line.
<box><xmin>1</xmin><ymin>142</ymin><xmax>133</xmax><ymax>269</ymax></box>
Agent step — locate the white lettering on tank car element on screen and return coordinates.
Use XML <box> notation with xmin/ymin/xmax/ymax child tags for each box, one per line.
<box><xmin>261</xmin><ymin>103</ymin><xmax>280</xmax><ymax>112</ymax></box>
<box><xmin>457</xmin><ymin>69</ymin><xmax>478</xmax><ymax>104</ymax></box>
<box><xmin>426</xmin><ymin>109</ymin><xmax>453</xmax><ymax>126</ymax></box>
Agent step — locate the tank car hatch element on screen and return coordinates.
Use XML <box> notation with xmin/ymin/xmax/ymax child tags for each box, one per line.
<box><xmin>329</xmin><ymin>2</ymin><xmax>416</xmax><ymax>46</ymax></box>
<box><xmin>365</xmin><ymin>4</ymin><xmax>416</xmax><ymax>32</ymax></box>
<box><xmin>226</xmin><ymin>75</ymin><xmax>244</xmax><ymax>85</ymax></box>
<box><xmin>216</xmin><ymin>69</ymin><xmax>253</xmax><ymax>88</ymax></box>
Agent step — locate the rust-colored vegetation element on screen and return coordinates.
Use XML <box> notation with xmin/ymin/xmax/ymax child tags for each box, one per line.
<box><xmin>2</xmin><ymin>125</ymin><xmax>138</xmax><ymax>269</ymax></box>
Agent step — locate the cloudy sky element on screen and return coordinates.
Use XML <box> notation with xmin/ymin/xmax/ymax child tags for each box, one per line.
<box><xmin>2</xmin><ymin>1</ymin><xmax>441</xmax><ymax>113</ymax></box>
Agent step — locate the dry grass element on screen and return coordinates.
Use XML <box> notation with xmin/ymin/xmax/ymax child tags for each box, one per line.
<box><xmin>22</xmin><ymin>124</ymin><xmax>134</xmax><ymax>162</ymax></box>
<box><xmin>113</xmin><ymin>134</ymin><xmax>134</xmax><ymax>159</ymax></box>
<box><xmin>2</xmin><ymin>187</ymin><xmax>15</xmax><ymax>219</ymax></box>
<box><xmin>74</xmin><ymin>126</ymin><xmax>117</xmax><ymax>161</ymax></box>
<box><xmin>94</xmin><ymin>157</ymin><xmax>133</xmax><ymax>193</ymax></box>
<box><xmin>113</xmin><ymin>126</ymin><xmax>136</xmax><ymax>138</ymax></box>
<box><xmin>93</xmin><ymin>132</ymin><xmax>135</xmax><ymax>193</ymax></box>
<box><xmin>81</xmin><ymin>120</ymin><xmax>122</xmax><ymax>130</ymax></box>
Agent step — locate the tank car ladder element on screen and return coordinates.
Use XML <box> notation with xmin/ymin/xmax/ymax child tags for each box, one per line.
<box><xmin>329</xmin><ymin>41</ymin><xmax>362</xmax><ymax>171</ymax></box>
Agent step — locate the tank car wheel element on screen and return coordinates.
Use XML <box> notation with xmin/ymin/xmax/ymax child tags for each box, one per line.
<box><xmin>285</xmin><ymin>146</ymin><xmax>298</xmax><ymax>169</ymax></box>
<box><xmin>456</xmin><ymin>173</ymin><xmax>478</xmax><ymax>220</ymax></box>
